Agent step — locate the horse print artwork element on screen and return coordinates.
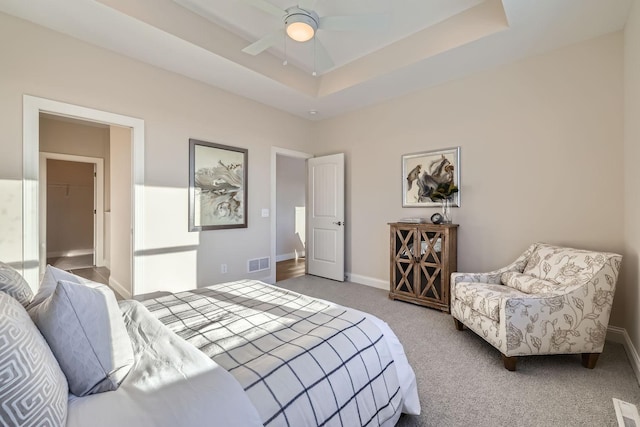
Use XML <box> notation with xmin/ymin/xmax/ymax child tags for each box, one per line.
<box><xmin>402</xmin><ymin>147</ymin><xmax>460</xmax><ymax>208</ymax></box>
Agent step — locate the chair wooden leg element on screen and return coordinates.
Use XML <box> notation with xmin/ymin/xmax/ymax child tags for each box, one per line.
<box><xmin>581</xmin><ymin>353</ymin><xmax>600</xmax><ymax>369</ymax></box>
<box><xmin>453</xmin><ymin>318</ymin><xmax>464</xmax><ymax>331</ymax></box>
<box><xmin>501</xmin><ymin>354</ymin><xmax>517</xmax><ymax>371</ymax></box>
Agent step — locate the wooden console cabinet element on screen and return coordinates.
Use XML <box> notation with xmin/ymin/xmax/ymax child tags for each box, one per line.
<box><xmin>389</xmin><ymin>223</ymin><xmax>458</xmax><ymax>312</ymax></box>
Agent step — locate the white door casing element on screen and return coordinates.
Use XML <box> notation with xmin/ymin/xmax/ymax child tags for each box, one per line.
<box><xmin>23</xmin><ymin>95</ymin><xmax>144</xmax><ymax>294</ymax></box>
<box><xmin>307</xmin><ymin>153</ymin><xmax>345</xmax><ymax>282</ymax></box>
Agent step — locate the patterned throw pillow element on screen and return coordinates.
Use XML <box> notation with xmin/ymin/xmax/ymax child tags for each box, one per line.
<box><xmin>0</xmin><ymin>292</ymin><xmax>68</xmax><ymax>426</ymax></box>
<box><xmin>29</xmin><ymin>280</ymin><xmax>134</xmax><ymax>396</ymax></box>
<box><xmin>0</xmin><ymin>261</ymin><xmax>34</xmax><ymax>308</ymax></box>
<box><xmin>501</xmin><ymin>271</ymin><xmax>558</xmax><ymax>294</ymax></box>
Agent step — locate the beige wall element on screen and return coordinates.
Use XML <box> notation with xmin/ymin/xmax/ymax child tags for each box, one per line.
<box><xmin>46</xmin><ymin>159</ymin><xmax>94</xmax><ymax>256</ymax></box>
<box><xmin>40</xmin><ymin>117</ymin><xmax>110</xmax><ymax>209</ymax></box>
<box><xmin>314</xmin><ymin>33</ymin><xmax>626</xmax><ymax>315</ymax></box>
<box><xmin>0</xmin><ymin>12</ymin><xmax>313</xmax><ymax>294</ymax></box>
<box><xmin>624</xmin><ymin>1</ymin><xmax>640</xmax><ymax>359</ymax></box>
<box><xmin>276</xmin><ymin>155</ymin><xmax>306</xmax><ymax>258</ymax></box>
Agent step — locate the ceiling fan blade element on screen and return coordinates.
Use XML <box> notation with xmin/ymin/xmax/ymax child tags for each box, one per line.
<box><xmin>297</xmin><ymin>0</ymin><xmax>316</xmax><ymax>10</ymax></box>
<box><xmin>239</xmin><ymin>0</ymin><xmax>286</xmax><ymax>18</ymax></box>
<box><xmin>319</xmin><ymin>14</ymin><xmax>388</xmax><ymax>31</ymax></box>
<box><xmin>314</xmin><ymin>38</ymin><xmax>334</xmax><ymax>73</ymax></box>
<box><xmin>242</xmin><ymin>30</ymin><xmax>284</xmax><ymax>55</ymax></box>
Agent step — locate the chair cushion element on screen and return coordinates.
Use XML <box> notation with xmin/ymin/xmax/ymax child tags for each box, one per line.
<box><xmin>501</xmin><ymin>272</ymin><xmax>558</xmax><ymax>294</ymax></box>
<box><xmin>454</xmin><ymin>282</ymin><xmax>526</xmax><ymax>322</ymax></box>
<box><xmin>29</xmin><ymin>280</ymin><xmax>134</xmax><ymax>396</ymax></box>
<box><xmin>0</xmin><ymin>292</ymin><xmax>68</xmax><ymax>426</ymax></box>
<box><xmin>522</xmin><ymin>244</ymin><xmax>605</xmax><ymax>286</ymax></box>
<box><xmin>0</xmin><ymin>261</ymin><xmax>34</xmax><ymax>308</ymax></box>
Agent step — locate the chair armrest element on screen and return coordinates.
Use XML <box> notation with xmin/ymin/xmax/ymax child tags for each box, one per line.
<box><xmin>451</xmin><ymin>243</ymin><xmax>539</xmax><ymax>286</ymax></box>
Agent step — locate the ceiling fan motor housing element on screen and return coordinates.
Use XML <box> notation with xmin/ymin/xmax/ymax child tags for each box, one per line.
<box><xmin>285</xmin><ymin>8</ymin><xmax>319</xmax><ymax>42</ymax></box>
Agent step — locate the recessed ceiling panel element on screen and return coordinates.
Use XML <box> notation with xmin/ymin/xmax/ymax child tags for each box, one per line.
<box><xmin>173</xmin><ymin>0</ymin><xmax>484</xmax><ymax>74</ymax></box>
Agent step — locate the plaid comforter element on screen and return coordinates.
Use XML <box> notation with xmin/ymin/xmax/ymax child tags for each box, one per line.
<box><xmin>142</xmin><ymin>280</ymin><xmax>403</xmax><ymax>427</ymax></box>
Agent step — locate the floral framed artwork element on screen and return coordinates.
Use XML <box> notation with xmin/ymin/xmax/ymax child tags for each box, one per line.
<box><xmin>189</xmin><ymin>138</ymin><xmax>248</xmax><ymax>231</ymax></box>
<box><xmin>402</xmin><ymin>146</ymin><xmax>461</xmax><ymax>208</ymax></box>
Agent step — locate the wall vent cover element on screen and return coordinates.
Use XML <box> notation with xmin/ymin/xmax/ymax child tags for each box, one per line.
<box><xmin>248</xmin><ymin>257</ymin><xmax>270</xmax><ymax>273</ymax></box>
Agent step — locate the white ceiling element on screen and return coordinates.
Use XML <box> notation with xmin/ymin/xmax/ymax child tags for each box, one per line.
<box><xmin>0</xmin><ymin>0</ymin><xmax>633</xmax><ymax>120</ymax></box>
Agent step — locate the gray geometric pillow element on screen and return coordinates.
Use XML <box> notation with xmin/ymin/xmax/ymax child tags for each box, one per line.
<box><xmin>0</xmin><ymin>261</ymin><xmax>34</xmax><ymax>308</ymax></box>
<box><xmin>0</xmin><ymin>292</ymin><xmax>68</xmax><ymax>426</ymax></box>
<box><xmin>28</xmin><ymin>265</ymin><xmax>85</xmax><ymax>310</ymax></box>
<box><xmin>29</xmin><ymin>280</ymin><xmax>134</xmax><ymax>397</ymax></box>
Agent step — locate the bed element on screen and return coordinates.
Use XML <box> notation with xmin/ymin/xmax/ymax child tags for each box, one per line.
<box><xmin>0</xmin><ymin>263</ymin><xmax>420</xmax><ymax>427</ymax></box>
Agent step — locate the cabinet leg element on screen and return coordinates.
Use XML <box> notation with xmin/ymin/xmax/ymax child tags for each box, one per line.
<box><xmin>501</xmin><ymin>354</ymin><xmax>517</xmax><ymax>371</ymax></box>
<box><xmin>453</xmin><ymin>317</ymin><xmax>464</xmax><ymax>331</ymax></box>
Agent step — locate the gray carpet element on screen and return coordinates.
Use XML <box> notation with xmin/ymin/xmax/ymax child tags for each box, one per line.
<box><xmin>275</xmin><ymin>275</ymin><xmax>640</xmax><ymax>427</ymax></box>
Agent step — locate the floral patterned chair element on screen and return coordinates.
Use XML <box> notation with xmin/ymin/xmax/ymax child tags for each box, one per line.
<box><xmin>450</xmin><ymin>243</ymin><xmax>622</xmax><ymax>371</ymax></box>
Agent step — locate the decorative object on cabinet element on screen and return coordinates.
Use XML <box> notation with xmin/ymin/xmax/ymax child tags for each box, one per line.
<box><xmin>430</xmin><ymin>213</ymin><xmax>444</xmax><ymax>224</ymax></box>
<box><xmin>389</xmin><ymin>223</ymin><xmax>458</xmax><ymax>312</ymax></box>
<box><xmin>402</xmin><ymin>146</ymin><xmax>460</xmax><ymax>208</ymax></box>
<box><xmin>450</xmin><ymin>243</ymin><xmax>622</xmax><ymax>371</ymax></box>
<box><xmin>189</xmin><ymin>139</ymin><xmax>248</xmax><ymax>231</ymax></box>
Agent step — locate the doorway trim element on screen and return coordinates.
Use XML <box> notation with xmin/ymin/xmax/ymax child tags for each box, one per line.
<box><xmin>23</xmin><ymin>95</ymin><xmax>144</xmax><ymax>295</ymax></box>
<box><xmin>269</xmin><ymin>146</ymin><xmax>313</xmax><ymax>284</ymax></box>
<box><xmin>39</xmin><ymin>153</ymin><xmax>105</xmax><ymax>269</ymax></box>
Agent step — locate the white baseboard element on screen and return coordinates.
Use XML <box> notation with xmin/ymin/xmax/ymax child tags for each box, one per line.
<box><xmin>276</xmin><ymin>253</ymin><xmax>296</xmax><ymax>262</ymax></box>
<box><xmin>607</xmin><ymin>326</ymin><xmax>640</xmax><ymax>386</ymax></box>
<box><xmin>47</xmin><ymin>249</ymin><xmax>93</xmax><ymax>258</ymax></box>
<box><xmin>109</xmin><ymin>277</ymin><xmax>132</xmax><ymax>300</ymax></box>
<box><xmin>276</xmin><ymin>252</ymin><xmax>306</xmax><ymax>262</ymax></box>
<box><xmin>346</xmin><ymin>273</ymin><xmax>388</xmax><ymax>290</ymax></box>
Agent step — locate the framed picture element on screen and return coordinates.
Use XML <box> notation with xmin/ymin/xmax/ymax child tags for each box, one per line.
<box><xmin>402</xmin><ymin>146</ymin><xmax>460</xmax><ymax>208</ymax></box>
<box><xmin>189</xmin><ymin>138</ymin><xmax>248</xmax><ymax>231</ymax></box>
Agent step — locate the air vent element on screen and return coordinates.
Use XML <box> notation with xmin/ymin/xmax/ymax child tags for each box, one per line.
<box><xmin>248</xmin><ymin>257</ymin><xmax>270</xmax><ymax>273</ymax></box>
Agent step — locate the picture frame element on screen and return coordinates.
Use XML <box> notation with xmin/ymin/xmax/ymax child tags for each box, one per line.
<box><xmin>402</xmin><ymin>146</ymin><xmax>460</xmax><ymax>208</ymax></box>
<box><xmin>189</xmin><ymin>138</ymin><xmax>248</xmax><ymax>231</ymax></box>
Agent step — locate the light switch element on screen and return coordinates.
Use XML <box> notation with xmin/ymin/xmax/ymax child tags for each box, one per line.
<box><xmin>261</xmin><ymin>208</ymin><xmax>269</xmax><ymax>218</ymax></box>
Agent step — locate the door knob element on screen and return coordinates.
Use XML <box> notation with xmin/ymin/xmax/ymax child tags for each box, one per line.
<box><xmin>333</xmin><ymin>221</ymin><xmax>343</xmax><ymax>226</ymax></box>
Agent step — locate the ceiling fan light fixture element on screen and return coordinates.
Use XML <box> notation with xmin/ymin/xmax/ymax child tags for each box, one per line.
<box><xmin>285</xmin><ymin>12</ymin><xmax>318</xmax><ymax>42</ymax></box>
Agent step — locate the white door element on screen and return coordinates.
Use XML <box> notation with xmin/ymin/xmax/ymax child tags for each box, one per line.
<box><xmin>307</xmin><ymin>153</ymin><xmax>345</xmax><ymax>281</ymax></box>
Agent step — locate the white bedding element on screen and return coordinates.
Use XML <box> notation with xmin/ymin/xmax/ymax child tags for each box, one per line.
<box><xmin>66</xmin><ymin>300</ymin><xmax>263</xmax><ymax>427</ymax></box>
<box><xmin>142</xmin><ymin>280</ymin><xmax>420</xmax><ymax>426</ymax></box>
<box><xmin>67</xmin><ymin>282</ymin><xmax>420</xmax><ymax>427</ymax></box>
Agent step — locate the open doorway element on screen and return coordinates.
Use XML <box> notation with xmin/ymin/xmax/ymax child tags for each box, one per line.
<box><xmin>43</xmin><ymin>157</ymin><xmax>100</xmax><ymax>270</ymax></box>
<box><xmin>275</xmin><ymin>154</ymin><xmax>307</xmax><ymax>281</ymax></box>
<box><xmin>270</xmin><ymin>147</ymin><xmax>312</xmax><ymax>283</ymax></box>
<box><xmin>35</xmin><ymin>111</ymin><xmax>132</xmax><ymax>298</ymax></box>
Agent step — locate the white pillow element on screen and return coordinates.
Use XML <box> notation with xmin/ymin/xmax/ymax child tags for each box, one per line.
<box><xmin>0</xmin><ymin>292</ymin><xmax>68</xmax><ymax>425</ymax></box>
<box><xmin>29</xmin><ymin>280</ymin><xmax>134</xmax><ymax>396</ymax></box>
<box><xmin>28</xmin><ymin>265</ymin><xmax>85</xmax><ymax>309</ymax></box>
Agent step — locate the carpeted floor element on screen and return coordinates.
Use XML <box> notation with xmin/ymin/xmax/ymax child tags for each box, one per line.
<box><xmin>275</xmin><ymin>275</ymin><xmax>640</xmax><ymax>427</ymax></box>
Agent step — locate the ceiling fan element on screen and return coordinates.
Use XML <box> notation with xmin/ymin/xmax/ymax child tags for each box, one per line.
<box><xmin>240</xmin><ymin>0</ymin><xmax>387</xmax><ymax>74</ymax></box>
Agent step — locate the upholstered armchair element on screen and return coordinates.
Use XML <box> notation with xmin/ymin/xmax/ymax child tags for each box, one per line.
<box><xmin>450</xmin><ymin>243</ymin><xmax>622</xmax><ymax>371</ymax></box>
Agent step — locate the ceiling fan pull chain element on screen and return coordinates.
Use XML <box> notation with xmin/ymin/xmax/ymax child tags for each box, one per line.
<box><xmin>283</xmin><ymin>32</ymin><xmax>288</xmax><ymax>66</ymax></box>
<box><xmin>312</xmin><ymin>37</ymin><xmax>317</xmax><ymax>76</ymax></box>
